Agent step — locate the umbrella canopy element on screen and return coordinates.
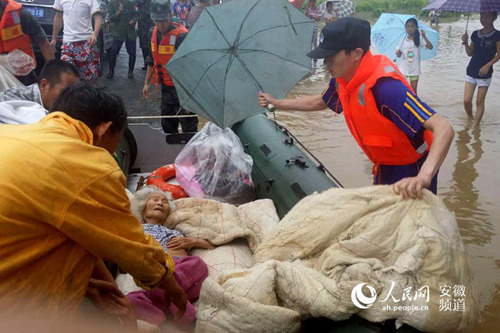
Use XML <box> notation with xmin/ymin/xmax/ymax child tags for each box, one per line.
<box><xmin>371</xmin><ymin>13</ymin><xmax>439</xmax><ymax>62</ymax></box>
<box><xmin>319</xmin><ymin>0</ymin><xmax>356</xmax><ymax>18</ymax></box>
<box><xmin>438</xmin><ymin>0</ymin><xmax>500</xmax><ymax>12</ymax></box>
<box><xmin>330</xmin><ymin>0</ymin><xmax>356</xmax><ymax>18</ymax></box>
<box><xmin>166</xmin><ymin>0</ymin><xmax>313</xmax><ymax>128</ymax></box>
<box><xmin>423</xmin><ymin>0</ymin><xmax>448</xmax><ymax>11</ymax></box>
<box><xmin>289</xmin><ymin>0</ymin><xmax>305</xmax><ymax>10</ymax></box>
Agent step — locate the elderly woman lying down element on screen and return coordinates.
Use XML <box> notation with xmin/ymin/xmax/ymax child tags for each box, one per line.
<box><xmin>126</xmin><ymin>186</ymin><xmax>214</xmax><ymax>328</ymax></box>
<box><xmin>131</xmin><ymin>186</ymin><xmax>215</xmax><ymax>255</ymax></box>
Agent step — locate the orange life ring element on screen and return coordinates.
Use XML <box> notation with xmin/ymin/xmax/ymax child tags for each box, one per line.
<box><xmin>146</xmin><ymin>164</ymin><xmax>188</xmax><ymax>199</ymax></box>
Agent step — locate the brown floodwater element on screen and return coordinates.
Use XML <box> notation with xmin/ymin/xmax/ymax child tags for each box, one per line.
<box><xmin>274</xmin><ymin>17</ymin><xmax>500</xmax><ymax>332</ymax></box>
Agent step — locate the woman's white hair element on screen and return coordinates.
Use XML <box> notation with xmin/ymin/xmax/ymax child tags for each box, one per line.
<box><xmin>130</xmin><ymin>186</ymin><xmax>176</xmax><ymax>223</ymax></box>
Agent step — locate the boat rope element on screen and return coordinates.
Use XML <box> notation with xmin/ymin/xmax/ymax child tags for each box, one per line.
<box><xmin>270</xmin><ymin>112</ymin><xmax>344</xmax><ymax>188</ymax></box>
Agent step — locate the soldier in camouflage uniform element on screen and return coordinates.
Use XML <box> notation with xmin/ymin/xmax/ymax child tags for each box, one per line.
<box><xmin>137</xmin><ymin>0</ymin><xmax>153</xmax><ymax>70</ymax></box>
<box><xmin>107</xmin><ymin>0</ymin><xmax>138</xmax><ymax>79</ymax></box>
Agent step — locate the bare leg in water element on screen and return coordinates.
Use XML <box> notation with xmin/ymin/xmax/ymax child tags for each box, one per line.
<box><xmin>475</xmin><ymin>86</ymin><xmax>489</xmax><ymax>126</ymax></box>
<box><xmin>463</xmin><ymin>81</ymin><xmax>476</xmax><ymax>119</ymax></box>
<box><xmin>410</xmin><ymin>79</ymin><xmax>419</xmax><ymax>95</ymax></box>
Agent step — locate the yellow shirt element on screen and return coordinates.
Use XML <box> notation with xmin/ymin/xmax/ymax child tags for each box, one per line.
<box><xmin>0</xmin><ymin>112</ymin><xmax>175</xmax><ymax>315</ymax></box>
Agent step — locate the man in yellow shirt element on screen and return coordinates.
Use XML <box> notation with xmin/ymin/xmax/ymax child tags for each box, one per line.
<box><xmin>0</xmin><ymin>83</ymin><xmax>186</xmax><ymax>319</ymax></box>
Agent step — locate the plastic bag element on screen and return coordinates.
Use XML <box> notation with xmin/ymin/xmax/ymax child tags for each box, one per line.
<box><xmin>0</xmin><ymin>64</ymin><xmax>22</xmax><ymax>93</ymax></box>
<box><xmin>0</xmin><ymin>50</ymin><xmax>35</xmax><ymax>77</ymax></box>
<box><xmin>175</xmin><ymin>122</ymin><xmax>255</xmax><ymax>205</ymax></box>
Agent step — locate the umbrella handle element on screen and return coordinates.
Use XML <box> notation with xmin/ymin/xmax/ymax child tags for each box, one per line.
<box><xmin>397</xmin><ymin>33</ymin><xmax>407</xmax><ymax>51</ymax></box>
<box><xmin>267</xmin><ymin>103</ymin><xmax>276</xmax><ymax>112</ymax></box>
<box><xmin>461</xmin><ymin>14</ymin><xmax>470</xmax><ymax>54</ymax></box>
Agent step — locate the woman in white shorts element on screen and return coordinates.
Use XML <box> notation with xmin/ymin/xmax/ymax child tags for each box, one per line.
<box><xmin>462</xmin><ymin>12</ymin><xmax>500</xmax><ymax>126</ymax></box>
<box><xmin>465</xmin><ymin>75</ymin><xmax>492</xmax><ymax>88</ymax></box>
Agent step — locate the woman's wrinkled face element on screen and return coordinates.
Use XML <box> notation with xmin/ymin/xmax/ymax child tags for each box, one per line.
<box><xmin>143</xmin><ymin>193</ymin><xmax>170</xmax><ymax>224</ymax></box>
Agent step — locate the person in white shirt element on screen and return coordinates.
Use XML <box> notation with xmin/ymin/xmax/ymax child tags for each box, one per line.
<box><xmin>50</xmin><ymin>0</ymin><xmax>103</xmax><ymax>81</ymax></box>
<box><xmin>323</xmin><ymin>1</ymin><xmax>336</xmax><ymax>24</ymax></box>
<box><xmin>396</xmin><ymin>17</ymin><xmax>433</xmax><ymax>94</ymax></box>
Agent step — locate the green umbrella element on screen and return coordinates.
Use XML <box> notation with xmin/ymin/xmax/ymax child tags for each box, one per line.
<box><xmin>166</xmin><ymin>0</ymin><xmax>314</xmax><ymax>128</ymax></box>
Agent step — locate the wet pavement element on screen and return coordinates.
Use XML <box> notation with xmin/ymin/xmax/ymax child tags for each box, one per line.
<box><xmin>96</xmin><ymin>45</ymin><xmax>163</xmax><ymax>126</ymax></box>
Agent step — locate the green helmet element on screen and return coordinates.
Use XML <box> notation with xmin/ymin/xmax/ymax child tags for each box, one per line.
<box><xmin>150</xmin><ymin>0</ymin><xmax>172</xmax><ymax>21</ymax></box>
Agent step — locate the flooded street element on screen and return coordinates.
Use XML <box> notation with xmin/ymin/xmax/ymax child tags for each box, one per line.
<box><xmin>277</xmin><ymin>17</ymin><xmax>500</xmax><ymax>332</ymax></box>
<box><xmin>101</xmin><ymin>16</ymin><xmax>499</xmax><ymax>331</ymax></box>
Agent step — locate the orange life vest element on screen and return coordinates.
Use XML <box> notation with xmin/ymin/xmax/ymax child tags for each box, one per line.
<box><xmin>0</xmin><ymin>0</ymin><xmax>36</xmax><ymax>66</ymax></box>
<box><xmin>150</xmin><ymin>23</ymin><xmax>188</xmax><ymax>87</ymax></box>
<box><xmin>336</xmin><ymin>51</ymin><xmax>432</xmax><ymax>169</ymax></box>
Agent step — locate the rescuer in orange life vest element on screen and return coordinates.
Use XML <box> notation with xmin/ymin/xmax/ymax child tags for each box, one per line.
<box><xmin>142</xmin><ymin>0</ymin><xmax>198</xmax><ymax>134</ymax></box>
<box><xmin>259</xmin><ymin>18</ymin><xmax>455</xmax><ymax>200</ymax></box>
<box><xmin>0</xmin><ymin>0</ymin><xmax>54</xmax><ymax>85</ymax></box>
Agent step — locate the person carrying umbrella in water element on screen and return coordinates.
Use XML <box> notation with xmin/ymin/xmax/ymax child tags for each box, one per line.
<box><xmin>259</xmin><ymin>18</ymin><xmax>455</xmax><ymax>199</ymax></box>
<box><xmin>462</xmin><ymin>11</ymin><xmax>500</xmax><ymax>127</ymax></box>
<box><xmin>323</xmin><ymin>2</ymin><xmax>337</xmax><ymax>24</ymax></box>
<box><xmin>395</xmin><ymin>17</ymin><xmax>434</xmax><ymax>95</ymax></box>
<box><xmin>142</xmin><ymin>0</ymin><xmax>198</xmax><ymax>134</ymax></box>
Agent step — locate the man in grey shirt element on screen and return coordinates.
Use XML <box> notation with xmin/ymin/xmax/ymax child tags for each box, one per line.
<box><xmin>0</xmin><ymin>59</ymin><xmax>80</xmax><ymax>110</ymax></box>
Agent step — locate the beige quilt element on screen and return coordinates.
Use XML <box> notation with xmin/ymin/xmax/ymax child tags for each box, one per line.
<box><xmin>164</xmin><ymin>186</ymin><xmax>478</xmax><ymax>333</ymax></box>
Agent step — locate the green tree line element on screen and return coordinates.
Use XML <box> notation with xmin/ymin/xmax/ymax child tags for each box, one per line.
<box><xmin>356</xmin><ymin>0</ymin><xmax>428</xmax><ymax>17</ymax></box>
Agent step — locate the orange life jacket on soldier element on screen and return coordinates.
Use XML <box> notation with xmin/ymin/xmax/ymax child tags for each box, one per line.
<box><xmin>336</xmin><ymin>51</ymin><xmax>432</xmax><ymax>167</ymax></box>
<box><xmin>0</xmin><ymin>0</ymin><xmax>36</xmax><ymax>66</ymax></box>
<box><xmin>150</xmin><ymin>23</ymin><xmax>188</xmax><ymax>87</ymax></box>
